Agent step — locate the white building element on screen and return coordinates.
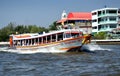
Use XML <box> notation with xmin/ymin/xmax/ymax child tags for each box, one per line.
<box><xmin>57</xmin><ymin>11</ymin><xmax>92</xmax><ymax>34</ymax></box>
<box><xmin>91</xmin><ymin>8</ymin><xmax>120</xmax><ymax>34</ymax></box>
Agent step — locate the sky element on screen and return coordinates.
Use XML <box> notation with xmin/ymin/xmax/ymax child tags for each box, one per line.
<box><xmin>0</xmin><ymin>0</ymin><xmax>120</xmax><ymax>28</ymax></box>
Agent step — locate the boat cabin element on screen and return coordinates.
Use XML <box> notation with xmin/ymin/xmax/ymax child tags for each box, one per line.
<box><xmin>10</xmin><ymin>29</ymin><xmax>83</xmax><ymax>47</ymax></box>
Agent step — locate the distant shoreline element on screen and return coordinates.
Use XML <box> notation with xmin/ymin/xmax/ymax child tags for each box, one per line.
<box><xmin>91</xmin><ymin>39</ymin><xmax>120</xmax><ymax>45</ymax></box>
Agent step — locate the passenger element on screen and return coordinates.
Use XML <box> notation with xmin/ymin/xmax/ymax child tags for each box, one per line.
<box><xmin>17</xmin><ymin>41</ymin><xmax>20</xmax><ymax>46</ymax></box>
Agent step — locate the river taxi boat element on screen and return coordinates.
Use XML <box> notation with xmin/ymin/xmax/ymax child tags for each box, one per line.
<box><xmin>9</xmin><ymin>29</ymin><xmax>91</xmax><ymax>53</ymax></box>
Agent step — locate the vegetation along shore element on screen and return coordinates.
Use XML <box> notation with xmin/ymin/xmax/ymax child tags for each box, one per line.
<box><xmin>0</xmin><ymin>22</ymin><xmax>57</xmax><ymax>42</ymax></box>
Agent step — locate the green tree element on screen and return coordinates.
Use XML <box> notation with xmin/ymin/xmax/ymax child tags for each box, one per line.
<box><xmin>0</xmin><ymin>28</ymin><xmax>10</xmax><ymax>41</ymax></box>
<box><xmin>39</xmin><ymin>27</ymin><xmax>49</xmax><ymax>33</ymax></box>
<box><xmin>30</xmin><ymin>25</ymin><xmax>40</xmax><ymax>33</ymax></box>
<box><xmin>6</xmin><ymin>22</ymin><xmax>16</xmax><ymax>35</ymax></box>
<box><xmin>94</xmin><ymin>32</ymin><xmax>107</xmax><ymax>39</ymax></box>
<box><xmin>0</xmin><ymin>21</ymin><xmax>58</xmax><ymax>41</ymax></box>
<box><xmin>49</xmin><ymin>21</ymin><xmax>57</xmax><ymax>30</ymax></box>
<box><xmin>0</xmin><ymin>22</ymin><xmax>16</xmax><ymax>41</ymax></box>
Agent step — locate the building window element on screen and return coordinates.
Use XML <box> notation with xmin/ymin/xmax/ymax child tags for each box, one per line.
<box><xmin>101</xmin><ymin>18</ymin><xmax>104</xmax><ymax>22</ymax></box>
<box><xmin>118</xmin><ymin>9</ymin><xmax>120</xmax><ymax>13</ymax></box>
<box><xmin>92</xmin><ymin>19</ymin><xmax>97</xmax><ymax>22</ymax></box>
<box><xmin>98</xmin><ymin>18</ymin><xmax>105</xmax><ymax>23</ymax></box>
<box><xmin>106</xmin><ymin>10</ymin><xmax>117</xmax><ymax>14</ymax></box>
<box><xmin>103</xmin><ymin>10</ymin><xmax>105</xmax><ymax>14</ymax></box>
<box><xmin>92</xmin><ymin>12</ymin><xmax>97</xmax><ymax>15</ymax></box>
<box><xmin>98</xmin><ymin>25</ymin><xmax>102</xmax><ymax>30</ymax></box>
<box><xmin>119</xmin><ymin>16</ymin><xmax>120</xmax><ymax>20</ymax></box>
<box><xmin>109</xmin><ymin>17</ymin><xmax>116</xmax><ymax>21</ymax></box>
<box><xmin>98</xmin><ymin>11</ymin><xmax>102</xmax><ymax>16</ymax></box>
<box><xmin>92</xmin><ymin>26</ymin><xmax>97</xmax><ymax>29</ymax></box>
<box><xmin>109</xmin><ymin>24</ymin><xmax>117</xmax><ymax>28</ymax></box>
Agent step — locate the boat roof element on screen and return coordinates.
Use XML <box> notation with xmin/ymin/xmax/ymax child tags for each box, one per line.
<box><xmin>11</xmin><ymin>29</ymin><xmax>82</xmax><ymax>40</ymax></box>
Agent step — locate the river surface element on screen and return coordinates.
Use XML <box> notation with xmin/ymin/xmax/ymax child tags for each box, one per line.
<box><xmin>0</xmin><ymin>44</ymin><xmax>120</xmax><ymax>76</ymax></box>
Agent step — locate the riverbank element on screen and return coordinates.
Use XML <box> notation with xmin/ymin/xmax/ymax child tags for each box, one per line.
<box><xmin>91</xmin><ymin>39</ymin><xmax>120</xmax><ymax>45</ymax></box>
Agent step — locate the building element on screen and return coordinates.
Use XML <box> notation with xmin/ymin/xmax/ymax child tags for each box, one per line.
<box><xmin>92</xmin><ymin>8</ymin><xmax>120</xmax><ymax>34</ymax></box>
<box><xmin>57</xmin><ymin>11</ymin><xmax>92</xmax><ymax>34</ymax></box>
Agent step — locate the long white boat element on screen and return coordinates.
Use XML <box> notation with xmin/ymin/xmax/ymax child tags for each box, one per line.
<box><xmin>9</xmin><ymin>29</ymin><xmax>91</xmax><ymax>53</ymax></box>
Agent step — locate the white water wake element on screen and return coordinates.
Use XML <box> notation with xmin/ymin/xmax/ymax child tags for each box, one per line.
<box><xmin>82</xmin><ymin>44</ymin><xmax>112</xmax><ymax>51</ymax></box>
<box><xmin>0</xmin><ymin>47</ymin><xmax>33</xmax><ymax>54</ymax></box>
<box><xmin>0</xmin><ymin>47</ymin><xmax>66</xmax><ymax>54</ymax></box>
<box><xmin>0</xmin><ymin>44</ymin><xmax>112</xmax><ymax>54</ymax></box>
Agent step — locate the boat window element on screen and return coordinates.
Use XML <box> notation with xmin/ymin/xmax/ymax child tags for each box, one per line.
<box><xmin>17</xmin><ymin>40</ymin><xmax>20</xmax><ymax>46</ymax></box>
<box><xmin>13</xmin><ymin>40</ymin><xmax>16</xmax><ymax>46</ymax></box>
<box><xmin>43</xmin><ymin>36</ymin><xmax>46</xmax><ymax>43</ymax></box>
<box><xmin>25</xmin><ymin>39</ymin><xmax>29</xmax><ymax>46</ymax></box>
<box><xmin>66</xmin><ymin>33</ymin><xmax>71</xmax><ymax>38</ymax></box>
<box><xmin>38</xmin><ymin>32</ymin><xmax>43</xmax><ymax>35</ymax></box>
<box><xmin>39</xmin><ymin>37</ymin><xmax>42</xmax><ymax>44</ymax></box>
<box><xmin>57</xmin><ymin>33</ymin><xmax>63</xmax><ymax>41</ymax></box>
<box><xmin>46</xmin><ymin>35</ymin><xmax>51</xmax><ymax>43</ymax></box>
<box><xmin>52</xmin><ymin>34</ymin><xmax>56</xmax><ymax>42</ymax></box>
<box><xmin>71</xmin><ymin>33</ymin><xmax>79</xmax><ymax>38</ymax></box>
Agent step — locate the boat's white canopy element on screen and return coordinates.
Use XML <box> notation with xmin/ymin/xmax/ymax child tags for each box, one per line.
<box><xmin>11</xmin><ymin>29</ymin><xmax>82</xmax><ymax>40</ymax></box>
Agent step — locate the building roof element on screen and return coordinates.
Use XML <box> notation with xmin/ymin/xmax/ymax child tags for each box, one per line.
<box><xmin>91</xmin><ymin>8</ymin><xmax>119</xmax><ymax>13</ymax></box>
<box><xmin>67</xmin><ymin>12</ymin><xmax>92</xmax><ymax>20</ymax></box>
<box><xmin>57</xmin><ymin>12</ymin><xmax>92</xmax><ymax>23</ymax></box>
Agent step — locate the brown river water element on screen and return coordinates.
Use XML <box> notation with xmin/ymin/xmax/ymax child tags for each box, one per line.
<box><xmin>0</xmin><ymin>44</ymin><xmax>120</xmax><ymax>76</ymax></box>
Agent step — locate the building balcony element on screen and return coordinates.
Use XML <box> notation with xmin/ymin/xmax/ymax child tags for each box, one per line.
<box><xmin>98</xmin><ymin>21</ymin><xmax>117</xmax><ymax>25</ymax></box>
<box><xmin>98</xmin><ymin>14</ymin><xmax>118</xmax><ymax>18</ymax></box>
<box><xmin>92</xmin><ymin>29</ymin><xmax>98</xmax><ymax>33</ymax></box>
<box><xmin>92</xmin><ymin>22</ymin><xmax>98</xmax><ymax>26</ymax></box>
<box><xmin>98</xmin><ymin>28</ymin><xmax>112</xmax><ymax>32</ymax></box>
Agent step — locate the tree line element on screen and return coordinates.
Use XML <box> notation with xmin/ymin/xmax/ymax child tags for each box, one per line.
<box><xmin>0</xmin><ymin>21</ymin><xmax>57</xmax><ymax>41</ymax></box>
<box><xmin>0</xmin><ymin>21</ymin><xmax>107</xmax><ymax>42</ymax></box>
